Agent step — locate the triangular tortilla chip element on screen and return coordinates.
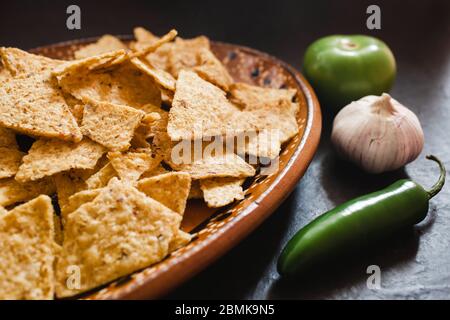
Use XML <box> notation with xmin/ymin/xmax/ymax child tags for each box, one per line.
<box><xmin>237</xmin><ymin>130</ymin><xmax>281</xmax><ymax>160</ymax></box>
<box><xmin>0</xmin><ymin>195</ymin><xmax>55</xmax><ymax>300</ymax></box>
<box><xmin>0</xmin><ymin>178</ymin><xmax>55</xmax><ymax>207</ymax></box>
<box><xmin>131</xmin><ymin>57</ymin><xmax>176</xmax><ymax>91</ymax></box>
<box><xmin>61</xmin><ymin>188</ymin><xmax>102</xmax><ymax>223</ymax></box>
<box><xmin>200</xmin><ymin>177</ymin><xmax>245</xmax><ymax>208</ymax></box>
<box><xmin>230</xmin><ymin>83</ymin><xmax>299</xmax><ymax>144</ymax></box>
<box><xmin>168</xmin><ymin>71</ymin><xmax>247</xmax><ymax>140</ymax></box>
<box><xmin>0</xmin><ymin>147</ymin><xmax>24</xmax><ymax>179</ymax></box>
<box><xmin>192</xmin><ymin>48</ymin><xmax>233</xmax><ymax>91</ymax></box>
<box><xmin>54</xmin><ymin>56</ymin><xmax>162</xmax><ymax>112</ymax></box>
<box><xmin>169</xmin><ymin>230</ymin><xmax>192</xmax><ymax>252</ymax></box>
<box><xmin>85</xmin><ymin>162</ymin><xmax>118</xmax><ymax>189</ymax></box>
<box><xmin>140</xmin><ymin>164</ymin><xmax>169</xmax><ymax>179</ymax></box>
<box><xmin>132</xmin><ymin>27</ymin><xmax>173</xmax><ymax>72</ymax></box>
<box><xmin>74</xmin><ymin>35</ymin><xmax>127</xmax><ymax>59</ymax></box>
<box><xmin>0</xmin><ymin>48</ymin><xmax>82</xmax><ymax>142</ymax></box>
<box><xmin>169</xmin><ymin>147</ymin><xmax>255</xmax><ymax>179</ymax></box>
<box><xmin>168</xmin><ymin>36</ymin><xmax>210</xmax><ymax>77</ymax></box>
<box><xmin>108</xmin><ymin>151</ymin><xmax>162</xmax><ymax>182</ymax></box>
<box><xmin>53</xmin><ymin>171</ymin><xmax>88</xmax><ymax>210</ymax></box>
<box><xmin>133</xmin><ymin>27</ymin><xmax>159</xmax><ymax>45</ymax></box>
<box><xmin>137</xmin><ymin>172</ymin><xmax>191</xmax><ymax>215</ymax></box>
<box><xmin>81</xmin><ymin>99</ymin><xmax>145</xmax><ymax>151</ymax></box>
<box><xmin>15</xmin><ymin>138</ymin><xmax>106</xmax><ymax>183</ymax></box>
<box><xmin>55</xmin><ymin>178</ymin><xmax>181</xmax><ymax>298</ymax></box>
<box><xmin>131</xmin><ymin>29</ymin><xmax>177</xmax><ymax>59</ymax></box>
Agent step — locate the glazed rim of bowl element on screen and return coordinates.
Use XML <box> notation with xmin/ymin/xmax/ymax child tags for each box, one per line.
<box><xmin>30</xmin><ymin>37</ymin><xmax>322</xmax><ymax>299</ymax></box>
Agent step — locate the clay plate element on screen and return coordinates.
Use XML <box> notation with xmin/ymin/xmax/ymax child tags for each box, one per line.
<box><xmin>30</xmin><ymin>37</ymin><xmax>322</xmax><ymax>299</ymax></box>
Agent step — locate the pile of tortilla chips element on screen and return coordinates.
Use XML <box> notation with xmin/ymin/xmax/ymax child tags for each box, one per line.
<box><xmin>0</xmin><ymin>26</ymin><xmax>299</xmax><ymax>299</ymax></box>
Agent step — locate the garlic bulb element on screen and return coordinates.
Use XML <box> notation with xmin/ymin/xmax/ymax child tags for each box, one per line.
<box><xmin>331</xmin><ymin>93</ymin><xmax>424</xmax><ymax>174</ymax></box>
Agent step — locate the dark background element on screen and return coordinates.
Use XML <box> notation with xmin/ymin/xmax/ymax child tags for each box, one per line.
<box><xmin>1</xmin><ymin>0</ymin><xmax>449</xmax><ymax>299</ymax></box>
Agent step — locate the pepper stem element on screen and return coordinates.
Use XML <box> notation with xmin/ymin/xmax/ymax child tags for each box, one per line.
<box><xmin>426</xmin><ymin>155</ymin><xmax>446</xmax><ymax>199</ymax></box>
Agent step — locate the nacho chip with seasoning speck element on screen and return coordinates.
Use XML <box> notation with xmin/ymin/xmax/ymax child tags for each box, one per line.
<box><xmin>137</xmin><ymin>172</ymin><xmax>191</xmax><ymax>215</ymax></box>
<box><xmin>168</xmin><ymin>36</ymin><xmax>210</xmax><ymax>78</ymax></box>
<box><xmin>15</xmin><ymin>139</ymin><xmax>106</xmax><ymax>183</ymax></box>
<box><xmin>54</xmin><ymin>56</ymin><xmax>162</xmax><ymax>112</ymax></box>
<box><xmin>169</xmin><ymin>230</ymin><xmax>192</xmax><ymax>252</ymax></box>
<box><xmin>81</xmin><ymin>99</ymin><xmax>145</xmax><ymax>151</ymax></box>
<box><xmin>200</xmin><ymin>177</ymin><xmax>245</xmax><ymax>208</ymax></box>
<box><xmin>192</xmin><ymin>48</ymin><xmax>233</xmax><ymax>91</ymax></box>
<box><xmin>131</xmin><ymin>57</ymin><xmax>176</xmax><ymax>91</ymax></box>
<box><xmin>53</xmin><ymin>171</ymin><xmax>88</xmax><ymax>211</ymax></box>
<box><xmin>108</xmin><ymin>151</ymin><xmax>162</xmax><ymax>183</ymax></box>
<box><xmin>168</xmin><ymin>71</ymin><xmax>248</xmax><ymax>140</ymax></box>
<box><xmin>55</xmin><ymin>178</ymin><xmax>181</xmax><ymax>298</ymax></box>
<box><xmin>0</xmin><ymin>195</ymin><xmax>55</xmax><ymax>300</ymax></box>
<box><xmin>0</xmin><ymin>48</ymin><xmax>82</xmax><ymax>142</ymax></box>
<box><xmin>61</xmin><ymin>188</ymin><xmax>102</xmax><ymax>223</ymax></box>
<box><xmin>85</xmin><ymin>162</ymin><xmax>118</xmax><ymax>190</ymax></box>
<box><xmin>74</xmin><ymin>35</ymin><xmax>128</xmax><ymax>59</ymax></box>
<box><xmin>0</xmin><ymin>178</ymin><xmax>56</xmax><ymax>207</ymax></box>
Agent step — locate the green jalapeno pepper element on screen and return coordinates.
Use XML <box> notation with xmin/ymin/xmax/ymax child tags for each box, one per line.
<box><xmin>277</xmin><ymin>155</ymin><xmax>446</xmax><ymax>277</ymax></box>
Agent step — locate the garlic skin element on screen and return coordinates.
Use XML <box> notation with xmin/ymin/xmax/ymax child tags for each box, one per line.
<box><xmin>331</xmin><ymin>93</ymin><xmax>424</xmax><ymax>174</ymax></box>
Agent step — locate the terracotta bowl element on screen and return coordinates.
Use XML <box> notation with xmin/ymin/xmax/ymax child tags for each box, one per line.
<box><xmin>31</xmin><ymin>38</ymin><xmax>322</xmax><ymax>299</ymax></box>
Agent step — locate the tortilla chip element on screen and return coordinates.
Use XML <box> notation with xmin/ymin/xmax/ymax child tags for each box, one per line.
<box><xmin>0</xmin><ymin>147</ymin><xmax>24</xmax><ymax>179</ymax></box>
<box><xmin>55</xmin><ymin>57</ymin><xmax>162</xmax><ymax>112</ymax></box>
<box><xmin>0</xmin><ymin>206</ymin><xmax>6</xmax><ymax>215</ymax></box>
<box><xmin>131</xmin><ymin>57</ymin><xmax>176</xmax><ymax>91</ymax></box>
<box><xmin>85</xmin><ymin>162</ymin><xmax>118</xmax><ymax>189</ymax></box>
<box><xmin>230</xmin><ymin>83</ymin><xmax>299</xmax><ymax>144</ymax></box>
<box><xmin>61</xmin><ymin>188</ymin><xmax>102</xmax><ymax>223</ymax></box>
<box><xmin>15</xmin><ymin>139</ymin><xmax>106</xmax><ymax>183</ymax></box>
<box><xmin>0</xmin><ymin>178</ymin><xmax>56</xmax><ymax>207</ymax></box>
<box><xmin>53</xmin><ymin>171</ymin><xmax>88</xmax><ymax>210</ymax></box>
<box><xmin>168</xmin><ymin>71</ymin><xmax>246</xmax><ymax>140</ymax></box>
<box><xmin>169</xmin><ymin>149</ymin><xmax>255</xmax><ymax>180</ymax></box>
<box><xmin>200</xmin><ymin>177</ymin><xmax>245</xmax><ymax>208</ymax></box>
<box><xmin>132</xmin><ymin>27</ymin><xmax>173</xmax><ymax>72</ymax></box>
<box><xmin>168</xmin><ymin>36</ymin><xmax>210</xmax><ymax>78</ymax></box>
<box><xmin>131</xmin><ymin>29</ymin><xmax>177</xmax><ymax>59</ymax></box>
<box><xmin>74</xmin><ymin>35</ymin><xmax>127</xmax><ymax>59</ymax></box>
<box><xmin>108</xmin><ymin>151</ymin><xmax>162</xmax><ymax>182</ymax></box>
<box><xmin>188</xmin><ymin>180</ymin><xmax>203</xmax><ymax>199</ymax></box>
<box><xmin>81</xmin><ymin>99</ymin><xmax>145</xmax><ymax>151</ymax></box>
<box><xmin>169</xmin><ymin>230</ymin><xmax>192</xmax><ymax>252</ymax></box>
<box><xmin>137</xmin><ymin>172</ymin><xmax>191</xmax><ymax>215</ymax></box>
<box><xmin>0</xmin><ymin>195</ymin><xmax>55</xmax><ymax>300</ymax></box>
<box><xmin>140</xmin><ymin>164</ymin><xmax>169</xmax><ymax>179</ymax></box>
<box><xmin>55</xmin><ymin>178</ymin><xmax>181</xmax><ymax>298</ymax></box>
<box><xmin>237</xmin><ymin>130</ymin><xmax>281</xmax><ymax>159</ymax></box>
<box><xmin>0</xmin><ymin>127</ymin><xmax>17</xmax><ymax>148</ymax></box>
<box><xmin>133</xmin><ymin>27</ymin><xmax>159</xmax><ymax>45</ymax></box>
<box><xmin>0</xmin><ymin>48</ymin><xmax>82</xmax><ymax>142</ymax></box>
<box><xmin>193</xmin><ymin>48</ymin><xmax>233</xmax><ymax>91</ymax></box>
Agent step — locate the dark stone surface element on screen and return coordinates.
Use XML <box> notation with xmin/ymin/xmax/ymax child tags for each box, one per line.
<box><xmin>2</xmin><ymin>0</ymin><xmax>449</xmax><ymax>299</ymax></box>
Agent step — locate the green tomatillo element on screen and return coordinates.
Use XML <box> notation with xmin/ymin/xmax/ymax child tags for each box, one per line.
<box><xmin>303</xmin><ymin>35</ymin><xmax>396</xmax><ymax>112</ymax></box>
